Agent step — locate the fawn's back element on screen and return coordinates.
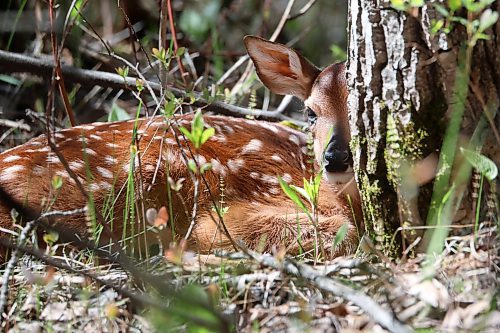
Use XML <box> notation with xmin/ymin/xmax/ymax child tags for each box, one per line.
<box><xmin>0</xmin><ymin>36</ymin><xmax>361</xmax><ymax>261</ymax></box>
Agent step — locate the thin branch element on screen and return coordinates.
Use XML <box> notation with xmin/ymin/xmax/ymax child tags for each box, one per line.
<box><xmin>287</xmin><ymin>0</ymin><xmax>318</xmax><ymax>20</ymax></box>
<box><xmin>0</xmin><ymin>49</ymin><xmax>304</xmax><ymax>124</ymax></box>
<box><xmin>246</xmin><ymin>250</ymin><xmax>413</xmax><ymax>333</ymax></box>
<box><xmin>0</xmin><ymin>119</ymin><xmax>31</xmax><ymax>131</ymax></box>
<box><xmin>0</xmin><ymin>208</ymin><xmax>85</xmax><ymax>316</ymax></box>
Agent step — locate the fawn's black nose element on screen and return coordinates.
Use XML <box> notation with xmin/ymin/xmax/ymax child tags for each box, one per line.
<box><xmin>323</xmin><ymin>138</ymin><xmax>352</xmax><ymax>173</ymax></box>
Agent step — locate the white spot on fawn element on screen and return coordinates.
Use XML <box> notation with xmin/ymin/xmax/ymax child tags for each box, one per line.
<box><xmin>241</xmin><ymin>139</ymin><xmax>262</xmax><ymax>154</ymax></box>
<box><xmin>89</xmin><ymin>183</ymin><xmax>101</xmax><ymax>192</ymax></box>
<box><xmin>271</xmin><ymin>154</ymin><xmax>283</xmax><ymax>163</ymax></box>
<box><xmin>289</xmin><ymin>134</ymin><xmax>300</xmax><ymax>146</ymax></box>
<box><xmin>106</xmin><ymin>143</ymin><xmax>119</xmax><ymax>150</ymax></box>
<box><xmin>54</xmin><ymin>133</ymin><xmax>65</xmax><ymax>139</ymax></box>
<box><xmin>212</xmin><ymin>124</ymin><xmax>223</xmax><ymax>133</ymax></box>
<box><xmin>258</xmin><ymin>122</ymin><xmax>280</xmax><ymax>133</ymax></box>
<box><xmin>227</xmin><ymin>159</ymin><xmax>245</xmax><ymax>173</ymax></box>
<box><xmin>89</xmin><ymin>134</ymin><xmax>103</xmax><ymax>140</ymax></box>
<box><xmin>78</xmin><ymin>125</ymin><xmax>95</xmax><ymax>131</ymax></box>
<box><xmin>144</xmin><ymin>164</ymin><xmax>156</xmax><ymax>172</ymax></box>
<box><xmin>268</xmin><ymin>187</ymin><xmax>280</xmax><ymax>195</ymax></box>
<box><xmin>123</xmin><ymin>156</ymin><xmax>140</xmax><ymax>173</ymax></box>
<box><xmin>249</xmin><ymin>172</ymin><xmax>260</xmax><ymax>179</ymax></box>
<box><xmin>0</xmin><ymin>165</ymin><xmax>25</xmax><ymax>181</ymax></box>
<box><xmin>194</xmin><ymin>154</ymin><xmax>207</xmax><ymax>165</ymax></box>
<box><xmin>104</xmin><ymin>156</ymin><xmax>117</xmax><ymax>165</ymax></box>
<box><xmin>164</xmin><ymin>138</ymin><xmax>176</xmax><ymax>145</ymax></box>
<box><xmin>83</xmin><ymin>148</ymin><xmax>98</xmax><ymax>156</ymax></box>
<box><xmin>99</xmin><ymin>181</ymin><xmax>113</xmax><ymax>191</ymax></box>
<box><xmin>150</xmin><ymin>121</ymin><xmax>164</xmax><ymax>127</ymax></box>
<box><xmin>69</xmin><ymin>160</ymin><xmax>85</xmax><ymax>170</ymax></box>
<box><xmin>211</xmin><ymin>134</ymin><xmax>226</xmax><ymax>143</ymax></box>
<box><xmin>97</xmin><ymin>166</ymin><xmax>114</xmax><ymax>179</ymax></box>
<box><xmin>56</xmin><ymin>170</ymin><xmax>69</xmax><ymax>178</ymax></box>
<box><xmin>2</xmin><ymin>155</ymin><xmax>22</xmax><ymax>163</ymax></box>
<box><xmin>282</xmin><ymin>173</ymin><xmax>293</xmax><ymax>183</ymax></box>
<box><xmin>32</xmin><ymin>166</ymin><xmax>44</xmax><ymax>175</ymax></box>
<box><xmin>47</xmin><ymin>153</ymin><xmax>60</xmax><ymax>164</ymax></box>
<box><xmin>36</xmin><ymin>146</ymin><xmax>50</xmax><ymax>153</ymax></box>
<box><xmin>210</xmin><ymin>158</ymin><xmax>227</xmax><ymax>176</ymax></box>
<box><xmin>261</xmin><ymin>174</ymin><xmax>279</xmax><ymax>185</ymax></box>
<box><xmin>223</xmin><ymin>125</ymin><xmax>235</xmax><ymax>134</ymax></box>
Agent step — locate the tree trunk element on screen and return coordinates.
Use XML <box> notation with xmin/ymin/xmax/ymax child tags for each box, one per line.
<box><xmin>347</xmin><ymin>0</ymin><xmax>499</xmax><ymax>255</ymax></box>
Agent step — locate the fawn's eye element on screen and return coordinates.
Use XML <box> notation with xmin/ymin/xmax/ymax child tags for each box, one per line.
<box><xmin>306</xmin><ymin>107</ymin><xmax>317</xmax><ymax>127</ymax></box>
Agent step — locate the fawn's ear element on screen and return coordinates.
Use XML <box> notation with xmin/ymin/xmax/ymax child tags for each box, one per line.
<box><xmin>244</xmin><ymin>35</ymin><xmax>321</xmax><ymax>101</ymax></box>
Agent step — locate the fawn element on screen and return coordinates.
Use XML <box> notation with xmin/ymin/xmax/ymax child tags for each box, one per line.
<box><xmin>0</xmin><ymin>36</ymin><xmax>361</xmax><ymax>262</ymax></box>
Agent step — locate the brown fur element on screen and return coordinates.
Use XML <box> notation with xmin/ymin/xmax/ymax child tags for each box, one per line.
<box><xmin>0</xmin><ymin>36</ymin><xmax>361</xmax><ymax>262</ymax></box>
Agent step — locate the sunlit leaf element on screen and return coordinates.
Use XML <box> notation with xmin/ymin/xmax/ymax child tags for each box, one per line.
<box><xmin>279</xmin><ymin>177</ymin><xmax>308</xmax><ymax>213</ymax></box>
<box><xmin>478</xmin><ymin>9</ymin><xmax>499</xmax><ymax>32</ymax></box>
<box><xmin>333</xmin><ymin>223</ymin><xmax>349</xmax><ymax>249</ymax></box>
<box><xmin>460</xmin><ymin>147</ymin><xmax>498</xmax><ymax>181</ymax></box>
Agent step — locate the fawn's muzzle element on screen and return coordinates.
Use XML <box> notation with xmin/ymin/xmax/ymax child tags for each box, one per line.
<box><xmin>323</xmin><ymin>138</ymin><xmax>352</xmax><ymax>173</ymax></box>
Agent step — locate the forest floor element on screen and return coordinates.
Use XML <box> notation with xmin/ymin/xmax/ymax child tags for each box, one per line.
<box><xmin>1</xmin><ymin>224</ymin><xmax>497</xmax><ymax>332</ymax></box>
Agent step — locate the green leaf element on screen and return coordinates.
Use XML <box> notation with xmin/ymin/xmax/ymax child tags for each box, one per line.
<box><xmin>448</xmin><ymin>0</ymin><xmax>461</xmax><ymax>11</ymax></box>
<box><xmin>333</xmin><ymin>223</ymin><xmax>349</xmax><ymax>249</ymax></box>
<box><xmin>188</xmin><ymin>159</ymin><xmax>197</xmax><ymax>173</ymax></box>
<box><xmin>108</xmin><ymin>103</ymin><xmax>131</xmax><ymax>122</ymax></box>
<box><xmin>390</xmin><ymin>0</ymin><xmax>407</xmax><ymax>11</ymax></box>
<box><xmin>165</xmin><ymin>90</ymin><xmax>176</xmax><ymax>101</ymax></box>
<box><xmin>478</xmin><ymin>9</ymin><xmax>498</xmax><ymax>32</ymax></box>
<box><xmin>290</xmin><ymin>185</ymin><xmax>311</xmax><ymax>203</ymax></box>
<box><xmin>434</xmin><ymin>4</ymin><xmax>450</xmax><ymax>17</ymax></box>
<box><xmin>43</xmin><ymin>230</ymin><xmax>59</xmax><ymax>245</ymax></box>
<box><xmin>329</xmin><ymin>44</ymin><xmax>347</xmax><ymax>61</ymax></box>
<box><xmin>303</xmin><ymin>177</ymin><xmax>311</xmax><ymax>195</ymax></box>
<box><xmin>279</xmin><ymin>177</ymin><xmax>308</xmax><ymax>213</ymax></box>
<box><xmin>51</xmin><ymin>175</ymin><xmax>63</xmax><ymax>190</ymax></box>
<box><xmin>163</xmin><ymin>100</ymin><xmax>176</xmax><ymax>118</ymax></box>
<box><xmin>200</xmin><ymin>127</ymin><xmax>215</xmax><ymax>145</ymax></box>
<box><xmin>410</xmin><ymin>0</ymin><xmax>424</xmax><ymax>7</ymax></box>
<box><xmin>0</xmin><ymin>74</ymin><xmax>21</xmax><ymax>86</ymax></box>
<box><xmin>200</xmin><ymin>162</ymin><xmax>212</xmax><ymax>174</ymax></box>
<box><xmin>460</xmin><ymin>147</ymin><xmax>498</xmax><ymax>181</ymax></box>
<box><xmin>431</xmin><ymin>19</ymin><xmax>445</xmax><ymax>34</ymax></box>
<box><xmin>176</xmin><ymin>47</ymin><xmax>186</xmax><ymax>57</ymax></box>
<box><xmin>179</xmin><ymin>127</ymin><xmax>193</xmax><ymax>143</ymax></box>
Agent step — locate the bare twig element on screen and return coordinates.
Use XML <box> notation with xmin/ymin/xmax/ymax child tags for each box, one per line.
<box><xmin>48</xmin><ymin>0</ymin><xmax>76</xmax><ymax>126</ymax></box>
<box><xmin>166</xmin><ymin>0</ymin><xmax>188</xmax><ymax>85</ymax></box>
<box><xmin>159</xmin><ymin>0</ymin><xmax>169</xmax><ymax>88</ymax></box>
<box><xmin>0</xmin><ymin>50</ymin><xmax>304</xmax><ymax>124</ymax></box>
<box><xmin>246</xmin><ymin>250</ymin><xmax>412</xmax><ymax>333</ymax></box>
<box><xmin>287</xmin><ymin>0</ymin><xmax>318</xmax><ymax>20</ymax></box>
<box><xmin>0</xmin><ymin>119</ymin><xmax>31</xmax><ymax>131</ymax></box>
<box><xmin>0</xmin><ymin>208</ymin><xmax>85</xmax><ymax>316</ymax></box>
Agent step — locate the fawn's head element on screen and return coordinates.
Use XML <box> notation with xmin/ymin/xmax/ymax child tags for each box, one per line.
<box><xmin>244</xmin><ymin>36</ymin><xmax>352</xmax><ymax>184</ymax></box>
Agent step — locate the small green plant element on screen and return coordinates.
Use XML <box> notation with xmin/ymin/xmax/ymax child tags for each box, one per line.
<box><xmin>152</xmin><ymin>46</ymin><xmax>185</xmax><ymax>71</ymax></box>
<box><xmin>279</xmin><ymin>173</ymin><xmax>324</xmax><ymax>259</ymax></box>
<box><xmin>390</xmin><ymin>0</ymin><xmax>424</xmax><ymax>11</ymax></box>
<box><xmin>179</xmin><ymin>109</ymin><xmax>215</xmax><ymax>150</ymax></box>
<box><xmin>421</xmin><ymin>1</ymin><xmax>498</xmax><ymax>275</ymax></box>
<box><xmin>460</xmin><ymin>147</ymin><xmax>498</xmax><ymax>235</ymax></box>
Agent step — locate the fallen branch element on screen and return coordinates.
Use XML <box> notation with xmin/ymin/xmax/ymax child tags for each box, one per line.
<box><xmin>0</xmin><ymin>50</ymin><xmax>304</xmax><ymax>124</ymax></box>
<box><xmin>0</xmin><ymin>119</ymin><xmax>31</xmax><ymax>131</ymax></box>
<box><xmin>247</xmin><ymin>251</ymin><xmax>413</xmax><ymax>333</ymax></box>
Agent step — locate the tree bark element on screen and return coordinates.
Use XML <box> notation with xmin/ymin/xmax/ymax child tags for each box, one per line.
<box><xmin>347</xmin><ymin>0</ymin><xmax>499</xmax><ymax>255</ymax></box>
